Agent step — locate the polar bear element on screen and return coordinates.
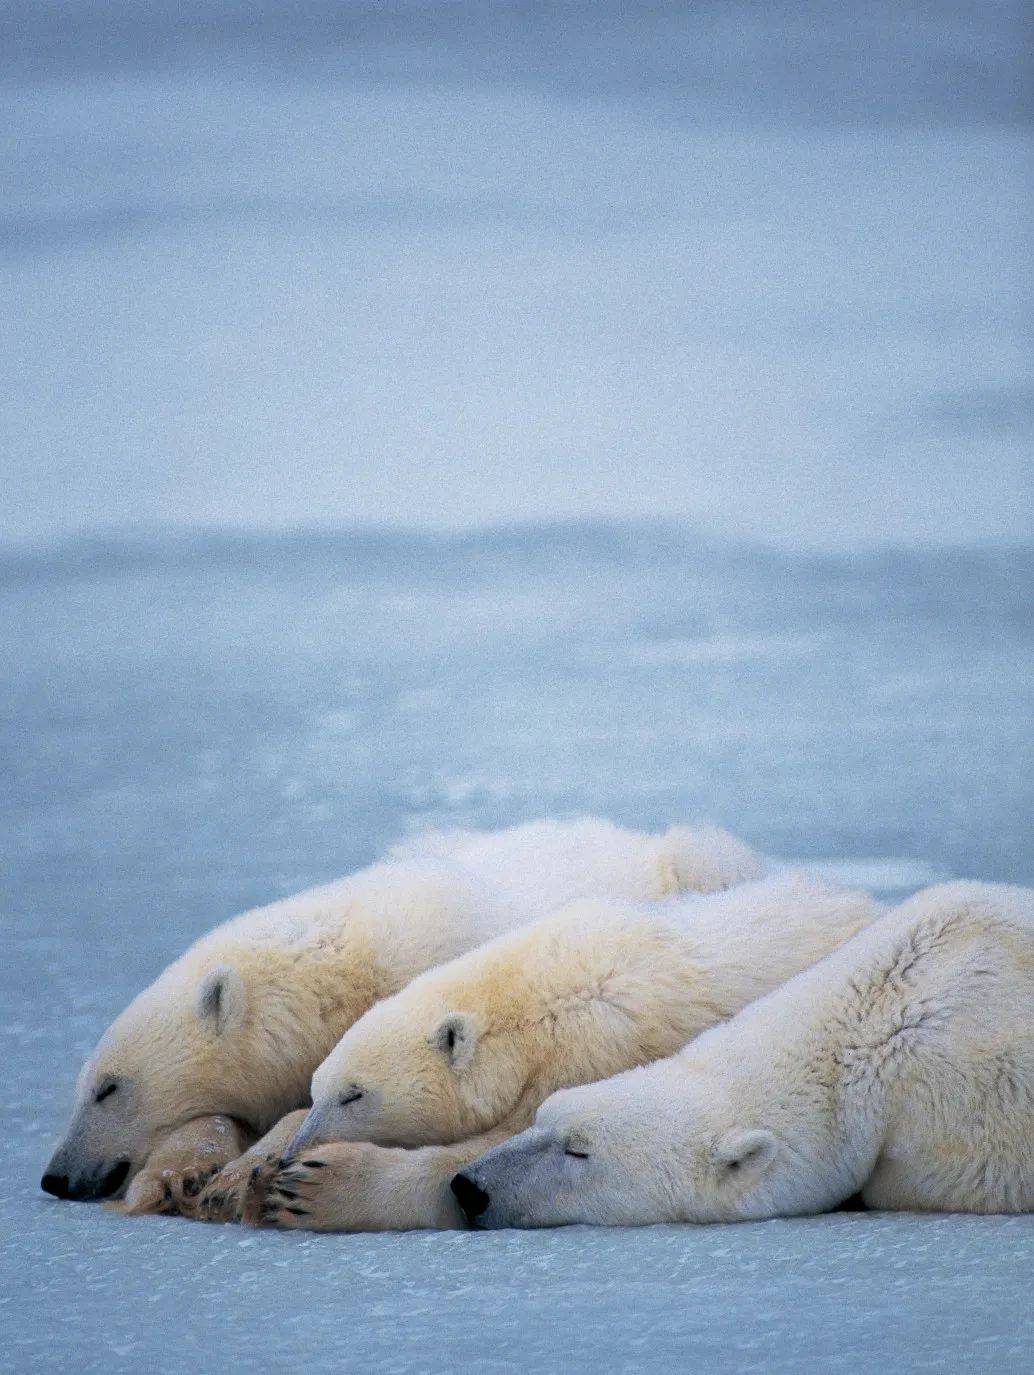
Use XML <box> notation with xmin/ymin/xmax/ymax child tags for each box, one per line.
<box><xmin>286</xmin><ymin>871</ymin><xmax>880</xmax><ymax>1159</ymax></box>
<box><xmin>454</xmin><ymin>881</ymin><xmax>1034</xmax><ymax>1227</ymax></box>
<box><xmin>42</xmin><ymin>817</ymin><xmax>762</xmax><ymax>1203</ymax></box>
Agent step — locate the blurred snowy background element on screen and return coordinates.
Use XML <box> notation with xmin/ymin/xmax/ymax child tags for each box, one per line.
<box><xmin>1</xmin><ymin>0</ymin><xmax>1031</xmax><ymax>549</ymax></box>
<box><xmin>1</xmin><ymin>3</ymin><xmax>1032</xmax><ymax>1372</ymax></box>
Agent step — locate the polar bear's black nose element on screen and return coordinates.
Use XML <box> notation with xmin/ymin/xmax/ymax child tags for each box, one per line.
<box><xmin>450</xmin><ymin>1171</ymin><xmax>490</xmax><ymax>1226</ymax></box>
<box><xmin>41</xmin><ymin>1172</ymin><xmax>71</xmax><ymax>1199</ymax></box>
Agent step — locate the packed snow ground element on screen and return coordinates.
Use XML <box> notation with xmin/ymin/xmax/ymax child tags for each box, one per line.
<box><xmin>2</xmin><ymin>529</ymin><xmax>1032</xmax><ymax>1372</ymax></box>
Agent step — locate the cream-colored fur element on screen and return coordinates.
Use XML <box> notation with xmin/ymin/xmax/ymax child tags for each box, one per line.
<box><xmin>241</xmin><ymin>1131</ymin><xmax>509</xmax><ymax>1232</ymax></box>
<box><xmin>44</xmin><ymin>817</ymin><xmax>762</xmax><ymax>1201</ymax></box>
<box><xmin>462</xmin><ymin>881</ymin><xmax>1034</xmax><ymax>1226</ymax></box>
<box><xmin>112</xmin><ymin>1116</ymin><xmax>252</xmax><ymax>1216</ymax></box>
<box><xmin>195</xmin><ymin>1110</ymin><xmax>309</xmax><ymax>1223</ymax></box>
<box><xmin>295</xmin><ymin>871</ymin><xmax>879</xmax><ymax>1153</ymax></box>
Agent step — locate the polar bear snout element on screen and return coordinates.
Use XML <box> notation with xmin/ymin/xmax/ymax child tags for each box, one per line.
<box><xmin>41</xmin><ymin>1155</ymin><xmax>131</xmax><ymax>1201</ymax></box>
<box><xmin>450</xmin><ymin>1171</ymin><xmax>490</xmax><ymax>1227</ymax></box>
<box><xmin>450</xmin><ymin>1127</ymin><xmax>558</xmax><ymax>1228</ymax></box>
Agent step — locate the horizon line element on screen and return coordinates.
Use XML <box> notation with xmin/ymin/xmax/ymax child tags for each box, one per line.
<box><xmin>2</xmin><ymin>517</ymin><xmax>1031</xmax><ymax>567</ymax></box>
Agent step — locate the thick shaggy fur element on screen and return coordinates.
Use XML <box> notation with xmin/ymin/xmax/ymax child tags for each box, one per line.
<box><xmin>43</xmin><ymin>818</ymin><xmax>762</xmax><ymax>1201</ymax></box>
<box><xmin>460</xmin><ymin>881</ymin><xmax>1034</xmax><ymax>1227</ymax></box>
<box><xmin>294</xmin><ymin>872</ymin><xmax>879</xmax><ymax>1154</ymax></box>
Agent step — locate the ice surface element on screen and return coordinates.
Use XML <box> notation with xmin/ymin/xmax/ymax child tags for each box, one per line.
<box><xmin>1</xmin><ymin>3</ymin><xmax>1031</xmax><ymax>549</ymax></box>
<box><xmin>1</xmin><ymin>529</ymin><xmax>1032</xmax><ymax>1373</ymax></box>
<box><xmin>2</xmin><ymin>2</ymin><xmax>1032</xmax><ymax>1365</ymax></box>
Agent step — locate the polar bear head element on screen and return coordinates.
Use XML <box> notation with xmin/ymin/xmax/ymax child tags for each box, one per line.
<box><xmin>41</xmin><ymin>944</ymin><xmax>340</xmax><ymax>1201</ymax></box>
<box><xmin>287</xmin><ymin>899</ymin><xmax>685</xmax><ymax>1157</ymax></box>
<box><xmin>450</xmin><ymin>1052</ymin><xmax>807</xmax><ymax>1229</ymax></box>
<box><xmin>288</xmin><ymin>958</ymin><xmax>536</xmax><ymax>1154</ymax></box>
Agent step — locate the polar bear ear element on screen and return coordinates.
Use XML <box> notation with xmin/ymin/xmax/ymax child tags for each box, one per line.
<box><xmin>430</xmin><ymin>1012</ymin><xmax>478</xmax><ymax>1070</ymax></box>
<box><xmin>713</xmin><ymin>1128</ymin><xmax>778</xmax><ymax>1180</ymax></box>
<box><xmin>196</xmin><ymin>966</ymin><xmax>247</xmax><ymax>1036</ymax></box>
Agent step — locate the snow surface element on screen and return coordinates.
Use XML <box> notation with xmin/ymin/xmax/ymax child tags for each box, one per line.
<box><xmin>2</xmin><ymin>529</ymin><xmax>1032</xmax><ymax>1373</ymax></box>
<box><xmin>1</xmin><ymin>2</ymin><xmax>1031</xmax><ymax>549</ymax></box>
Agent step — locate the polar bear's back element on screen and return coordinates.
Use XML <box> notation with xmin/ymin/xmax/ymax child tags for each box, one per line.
<box><xmin>660</xmin><ymin>869</ymin><xmax>882</xmax><ymax>1011</ymax></box>
<box><xmin>195</xmin><ymin>859</ymin><xmax>506</xmax><ymax>960</ymax></box>
<box><xmin>713</xmin><ymin>877</ymin><xmax>1034</xmax><ymax>1108</ymax></box>
<box><xmin>393</xmin><ymin>817</ymin><xmax>657</xmax><ymax>914</ymax></box>
<box><xmin>209</xmin><ymin>874</ymin><xmax>371</xmax><ymax>948</ymax></box>
<box><xmin>816</xmin><ymin>880</ymin><xmax>1034</xmax><ymax>1027</ymax></box>
<box><xmin>390</xmin><ymin>818</ymin><xmax>656</xmax><ymax>915</ymax></box>
<box><xmin>893</xmin><ymin>877</ymin><xmax>1034</xmax><ymax>938</ymax></box>
<box><xmin>202</xmin><ymin>817</ymin><xmax>771</xmax><ymax>959</ymax></box>
<box><xmin>884</xmin><ymin>880</ymin><xmax>1034</xmax><ymax>1034</ymax></box>
<box><xmin>393</xmin><ymin>817</ymin><xmax>768</xmax><ymax>916</ymax></box>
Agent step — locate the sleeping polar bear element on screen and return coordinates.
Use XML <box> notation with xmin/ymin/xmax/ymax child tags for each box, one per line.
<box><xmin>233</xmin><ymin>871</ymin><xmax>878</xmax><ymax>1232</ymax></box>
<box><xmin>280</xmin><ymin>872</ymin><xmax>879</xmax><ymax>1153</ymax></box>
<box><xmin>453</xmin><ymin>881</ymin><xmax>1034</xmax><ymax>1227</ymax></box>
<box><xmin>45</xmin><ymin>817</ymin><xmax>764</xmax><ymax>1207</ymax></box>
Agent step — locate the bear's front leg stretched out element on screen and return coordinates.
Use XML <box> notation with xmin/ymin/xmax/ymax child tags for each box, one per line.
<box><xmin>110</xmin><ymin>1115</ymin><xmax>253</xmax><ymax>1216</ymax></box>
<box><xmin>242</xmin><ymin>1142</ymin><xmax>465</xmax><ymax>1232</ymax></box>
<box><xmin>243</xmin><ymin>1131</ymin><xmax>511</xmax><ymax>1232</ymax></box>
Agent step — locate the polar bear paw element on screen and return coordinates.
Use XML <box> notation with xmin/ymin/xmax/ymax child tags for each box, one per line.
<box><xmin>117</xmin><ymin>1159</ymin><xmax>225</xmax><ymax>1216</ymax></box>
<box><xmin>242</xmin><ymin>1156</ymin><xmax>325</xmax><ymax>1229</ymax></box>
<box><xmin>195</xmin><ymin>1108</ymin><xmax>311</xmax><ymax>1223</ymax></box>
<box><xmin>241</xmin><ymin>1149</ymin><xmax>366</xmax><ymax>1231</ymax></box>
<box><xmin>110</xmin><ymin>1115</ymin><xmax>247</xmax><ymax>1217</ymax></box>
<box><xmin>196</xmin><ymin>1154</ymin><xmax>271</xmax><ymax>1223</ymax></box>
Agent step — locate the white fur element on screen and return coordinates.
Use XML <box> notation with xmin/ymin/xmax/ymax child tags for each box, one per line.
<box><xmin>464</xmin><ymin>881</ymin><xmax>1034</xmax><ymax>1225</ymax></box>
<box><xmin>298</xmin><ymin>870</ymin><xmax>879</xmax><ymax>1151</ymax></box>
<box><xmin>44</xmin><ymin>817</ymin><xmax>762</xmax><ymax>1199</ymax></box>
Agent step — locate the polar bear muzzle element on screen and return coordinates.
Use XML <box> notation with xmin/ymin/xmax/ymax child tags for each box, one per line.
<box><xmin>449</xmin><ymin>1171</ymin><xmax>491</xmax><ymax>1227</ymax></box>
<box><xmin>41</xmin><ymin>1155</ymin><xmax>131</xmax><ymax>1201</ymax></box>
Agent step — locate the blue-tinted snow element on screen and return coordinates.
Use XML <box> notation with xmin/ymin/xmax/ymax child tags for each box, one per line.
<box><xmin>1</xmin><ymin>528</ymin><xmax>1032</xmax><ymax>1372</ymax></box>
<box><xmin>1</xmin><ymin>3</ymin><xmax>1031</xmax><ymax>549</ymax></box>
